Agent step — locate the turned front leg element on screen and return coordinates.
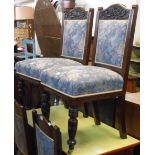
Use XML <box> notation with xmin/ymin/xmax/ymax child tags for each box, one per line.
<box><xmin>41</xmin><ymin>92</ymin><xmax>50</xmax><ymax>120</ymax></box>
<box><xmin>67</xmin><ymin>107</ymin><xmax>78</xmax><ymax>153</ymax></box>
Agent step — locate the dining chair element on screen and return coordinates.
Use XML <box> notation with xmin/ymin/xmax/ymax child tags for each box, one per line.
<box><xmin>39</xmin><ymin>4</ymin><xmax>138</xmax><ymax>153</ymax></box>
<box><xmin>32</xmin><ymin>110</ymin><xmax>67</xmax><ymax>155</ymax></box>
<box><xmin>23</xmin><ymin>39</ymin><xmax>36</xmax><ymax>59</ymax></box>
<box><xmin>14</xmin><ymin>7</ymin><xmax>94</xmax><ymax>109</ymax></box>
<box><xmin>14</xmin><ymin>100</ymin><xmax>36</xmax><ymax>155</ymax></box>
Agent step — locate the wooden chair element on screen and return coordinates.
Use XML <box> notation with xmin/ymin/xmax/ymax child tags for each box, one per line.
<box><xmin>32</xmin><ymin>110</ymin><xmax>66</xmax><ymax>155</ymax></box>
<box><xmin>39</xmin><ymin>4</ymin><xmax>138</xmax><ymax>153</ymax></box>
<box><xmin>14</xmin><ymin>7</ymin><xmax>94</xmax><ymax>109</ymax></box>
<box><xmin>14</xmin><ymin>100</ymin><xmax>36</xmax><ymax>155</ymax></box>
<box><xmin>23</xmin><ymin>39</ymin><xmax>36</xmax><ymax>59</ymax></box>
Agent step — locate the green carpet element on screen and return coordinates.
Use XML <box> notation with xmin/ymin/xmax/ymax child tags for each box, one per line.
<box><xmin>27</xmin><ymin>105</ymin><xmax>139</xmax><ymax>155</ymax></box>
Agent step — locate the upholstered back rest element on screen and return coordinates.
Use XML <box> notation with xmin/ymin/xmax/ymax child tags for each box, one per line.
<box><xmin>93</xmin><ymin>4</ymin><xmax>138</xmax><ymax>79</ymax></box>
<box><xmin>61</xmin><ymin>7</ymin><xmax>94</xmax><ymax>65</ymax></box>
<box><xmin>35</xmin><ymin>124</ymin><xmax>55</xmax><ymax>155</ymax></box>
<box><xmin>14</xmin><ymin>102</ymin><xmax>28</xmax><ymax>155</ymax></box>
<box><xmin>23</xmin><ymin>39</ymin><xmax>36</xmax><ymax>59</ymax></box>
<box><xmin>32</xmin><ymin>110</ymin><xmax>63</xmax><ymax>155</ymax></box>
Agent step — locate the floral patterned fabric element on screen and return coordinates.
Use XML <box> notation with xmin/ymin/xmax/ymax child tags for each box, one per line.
<box><xmin>15</xmin><ymin>58</ymin><xmax>82</xmax><ymax>79</ymax></box>
<box><xmin>35</xmin><ymin>124</ymin><xmax>54</xmax><ymax>155</ymax></box>
<box><xmin>62</xmin><ymin>20</ymin><xmax>87</xmax><ymax>59</ymax></box>
<box><xmin>95</xmin><ymin>20</ymin><xmax>128</xmax><ymax>67</ymax></box>
<box><xmin>14</xmin><ymin>114</ymin><xmax>28</xmax><ymax>155</ymax></box>
<box><xmin>41</xmin><ymin>66</ymin><xmax>123</xmax><ymax>96</ymax></box>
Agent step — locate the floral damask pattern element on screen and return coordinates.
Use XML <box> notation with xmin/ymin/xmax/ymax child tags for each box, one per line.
<box><xmin>95</xmin><ymin>20</ymin><xmax>128</xmax><ymax>67</ymax></box>
<box><xmin>14</xmin><ymin>114</ymin><xmax>28</xmax><ymax>155</ymax></box>
<box><xmin>62</xmin><ymin>20</ymin><xmax>87</xmax><ymax>59</ymax></box>
<box><xmin>15</xmin><ymin>58</ymin><xmax>82</xmax><ymax>79</ymax></box>
<box><xmin>35</xmin><ymin>124</ymin><xmax>54</xmax><ymax>155</ymax></box>
<box><xmin>41</xmin><ymin>66</ymin><xmax>123</xmax><ymax>96</ymax></box>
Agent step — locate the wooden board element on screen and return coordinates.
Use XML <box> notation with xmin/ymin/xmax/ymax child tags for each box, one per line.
<box><xmin>34</xmin><ymin>0</ymin><xmax>62</xmax><ymax>57</ymax></box>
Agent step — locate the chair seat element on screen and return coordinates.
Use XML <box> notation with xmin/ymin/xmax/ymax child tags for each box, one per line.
<box><xmin>15</xmin><ymin>58</ymin><xmax>82</xmax><ymax>79</ymax></box>
<box><xmin>40</xmin><ymin>66</ymin><xmax>123</xmax><ymax>96</ymax></box>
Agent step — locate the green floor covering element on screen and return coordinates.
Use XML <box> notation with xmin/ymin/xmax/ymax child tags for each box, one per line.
<box><xmin>27</xmin><ymin>105</ymin><xmax>139</xmax><ymax>155</ymax></box>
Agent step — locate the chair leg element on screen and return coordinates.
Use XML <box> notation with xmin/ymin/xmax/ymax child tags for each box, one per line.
<box><xmin>67</xmin><ymin>107</ymin><xmax>78</xmax><ymax>154</ymax></box>
<box><xmin>92</xmin><ymin>101</ymin><xmax>101</xmax><ymax>125</ymax></box>
<box><xmin>83</xmin><ymin>103</ymin><xmax>89</xmax><ymax>118</ymax></box>
<box><xmin>41</xmin><ymin>92</ymin><xmax>50</xmax><ymax>120</ymax></box>
<box><xmin>117</xmin><ymin>96</ymin><xmax>127</xmax><ymax>139</ymax></box>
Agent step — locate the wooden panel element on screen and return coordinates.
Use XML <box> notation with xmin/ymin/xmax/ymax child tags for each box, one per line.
<box><xmin>34</xmin><ymin>0</ymin><xmax>61</xmax><ymax>57</ymax></box>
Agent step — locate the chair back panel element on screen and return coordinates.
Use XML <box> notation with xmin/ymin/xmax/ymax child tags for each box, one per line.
<box><xmin>35</xmin><ymin>124</ymin><xmax>55</xmax><ymax>155</ymax></box>
<box><xmin>95</xmin><ymin>20</ymin><xmax>129</xmax><ymax>68</ymax></box>
<box><xmin>61</xmin><ymin>7</ymin><xmax>94</xmax><ymax>64</ymax></box>
<box><xmin>62</xmin><ymin>20</ymin><xmax>87</xmax><ymax>60</ymax></box>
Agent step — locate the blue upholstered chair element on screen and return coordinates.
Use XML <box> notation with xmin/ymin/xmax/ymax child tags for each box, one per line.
<box><xmin>23</xmin><ymin>39</ymin><xmax>36</xmax><ymax>59</ymax></box>
<box><xmin>14</xmin><ymin>100</ymin><xmax>36</xmax><ymax>155</ymax></box>
<box><xmin>32</xmin><ymin>110</ymin><xmax>66</xmax><ymax>155</ymax></box>
<box><xmin>15</xmin><ymin>7</ymin><xmax>94</xmax><ymax>109</ymax></box>
<box><xmin>39</xmin><ymin>4</ymin><xmax>138</xmax><ymax>152</ymax></box>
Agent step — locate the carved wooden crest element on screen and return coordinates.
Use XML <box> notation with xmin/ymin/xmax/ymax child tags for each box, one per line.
<box><xmin>99</xmin><ymin>4</ymin><xmax>130</xmax><ymax>20</ymax></box>
<box><xmin>64</xmin><ymin>7</ymin><xmax>88</xmax><ymax>20</ymax></box>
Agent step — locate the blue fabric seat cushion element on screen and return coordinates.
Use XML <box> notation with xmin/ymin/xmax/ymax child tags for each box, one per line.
<box><xmin>40</xmin><ymin>66</ymin><xmax>123</xmax><ymax>97</ymax></box>
<box><xmin>15</xmin><ymin>58</ymin><xmax>82</xmax><ymax>79</ymax></box>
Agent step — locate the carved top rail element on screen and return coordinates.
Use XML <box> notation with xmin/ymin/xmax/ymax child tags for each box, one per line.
<box><xmin>99</xmin><ymin>4</ymin><xmax>130</xmax><ymax>20</ymax></box>
<box><xmin>64</xmin><ymin>7</ymin><xmax>88</xmax><ymax>20</ymax></box>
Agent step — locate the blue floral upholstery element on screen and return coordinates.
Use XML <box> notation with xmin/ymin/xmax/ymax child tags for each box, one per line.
<box><xmin>62</xmin><ymin>20</ymin><xmax>87</xmax><ymax>59</ymax></box>
<box><xmin>40</xmin><ymin>66</ymin><xmax>123</xmax><ymax>96</ymax></box>
<box><xmin>35</xmin><ymin>124</ymin><xmax>54</xmax><ymax>155</ymax></box>
<box><xmin>95</xmin><ymin>20</ymin><xmax>128</xmax><ymax>67</ymax></box>
<box><xmin>14</xmin><ymin>114</ymin><xmax>28</xmax><ymax>155</ymax></box>
<box><xmin>15</xmin><ymin>58</ymin><xmax>82</xmax><ymax>79</ymax></box>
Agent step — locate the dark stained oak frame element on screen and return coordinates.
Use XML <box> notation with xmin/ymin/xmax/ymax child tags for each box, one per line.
<box><xmin>32</xmin><ymin>110</ymin><xmax>67</xmax><ymax>155</ymax></box>
<box><xmin>14</xmin><ymin>7</ymin><xmax>94</xmax><ymax>111</ymax></box>
<box><xmin>39</xmin><ymin>4</ymin><xmax>138</xmax><ymax>152</ymax></box>
<box><xmin>14</xmin><ymin>100</ymin><xmax>37</xmax><ymax>155</ymax></box>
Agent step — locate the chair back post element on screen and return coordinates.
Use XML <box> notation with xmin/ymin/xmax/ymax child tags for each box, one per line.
<box><xmin>122</xmin><ymin>5</ymin><xmax>138</xmax><ymax>93</ymax></box>
<box><xmin>92</xmin><ymin>7</ymin><xmax>103</xmax><ymax>66</ymax></box>
<box><xmin>60</xmin><ymin>7</ymin><xmax>94</xmax><ymax>65</ymax></box>
<box><xmin>32</xmin><ymin>110</ymin><xmax>63</xmax><ymax>155</ymax></box>
<box><xmin>83</xmin><ymin>8</ymin><xmax>94</xmax><ymax>65</ymax></box>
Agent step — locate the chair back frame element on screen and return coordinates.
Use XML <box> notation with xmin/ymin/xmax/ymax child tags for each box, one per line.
<box><xmin>92</xmin><ymin>4</ymin><xmax>138</xmax><ymax>93</ymax></box>
<box><xmin>14</xmin><ymin>101</ymin><xmax>36</xmax><ymax>155</ymax></box>
<box><xmin>60</xmin><ymin>7</ymin><xmax>94</xmax><ymax>65</ymax></box>
<box><xmin>32</xmin><ymin>110</ymin><xmax>64</xmax><ymax>155</ymax></box>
